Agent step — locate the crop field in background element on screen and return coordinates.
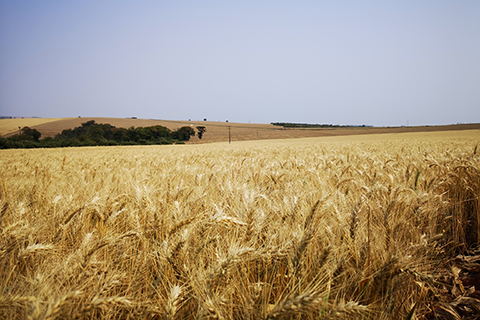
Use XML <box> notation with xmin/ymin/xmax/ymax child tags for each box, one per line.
<box><xmin>1</xmin><ymin>130</ymin><xmax>479</xmax><ymax>319</ymax></box>
<box><xmin>0</xmin><ymin>118</ymin><xmax>73</xmax><ymax>137</ymax></box>
<box><xmin>2</xmin><ymin>117</ymin><xmax>480</xmax><ymax>143</ymax></box>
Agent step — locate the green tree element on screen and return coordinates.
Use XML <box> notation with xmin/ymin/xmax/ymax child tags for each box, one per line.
<box><xmin>196</xmin><ymin>126</ymin><xmax>206</xmax><ymax>139</ymax></box>
<box><xmin>172</xmin><ymin>126</ymin><xmax>195</xmax><ymax>141</ymax></box>
<box><xmin>19</xmin><ymin>127</ymin><xmax>41</xmax><ymax>142</ymax></box>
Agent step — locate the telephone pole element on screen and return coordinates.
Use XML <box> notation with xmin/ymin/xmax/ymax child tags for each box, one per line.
<box><xmin>228</xmin><ymin>126</ymin><xmax>231</xmax><ymax>144</ymax></box>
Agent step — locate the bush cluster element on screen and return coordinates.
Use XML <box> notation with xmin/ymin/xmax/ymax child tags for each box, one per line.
<box><xmin>0</xmin><ymin>120</ymin><xmax>202</xmax><ymax>149</ymax></box>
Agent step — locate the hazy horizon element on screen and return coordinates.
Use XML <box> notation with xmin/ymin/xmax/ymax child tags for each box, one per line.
<box><xmin>1</xmin><ymin>1</ymin><xmax>479</xmax><ymax>127</ymax></box>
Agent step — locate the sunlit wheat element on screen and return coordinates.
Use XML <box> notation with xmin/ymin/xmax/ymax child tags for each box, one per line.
<box><xmin>0</xmin><ymin>131</ymin><xmax>479</xmax><ymax>319</ymax></box>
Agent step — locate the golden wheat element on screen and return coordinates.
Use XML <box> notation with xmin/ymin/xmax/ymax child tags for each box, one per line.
<box><xmin>0</xmin><ymin>130</ymin><xmax>479</xmax><ymax>319</ymax></box>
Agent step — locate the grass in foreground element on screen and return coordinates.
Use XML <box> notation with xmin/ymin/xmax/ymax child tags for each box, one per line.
<box><xmin>0</xmin><ymin>131</ymin><xmax>479</xmax><ymax>319</ymax></box>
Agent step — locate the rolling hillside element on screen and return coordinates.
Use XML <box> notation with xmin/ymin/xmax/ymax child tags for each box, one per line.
<box><xmin>2</xmin><ymin>117</ymin><xmax>480</xmax><ymax>143</ymax></box>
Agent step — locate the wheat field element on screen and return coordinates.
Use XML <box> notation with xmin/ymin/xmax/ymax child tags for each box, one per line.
<box><xmin>0</xmin><ymin>119</ymin><xmax>72</xmax><ymax>137</ymax></box>
<box><xmin>1</xmin><ymin>130</ymin><xmax>479</xmax><ymax>319</ymax></box>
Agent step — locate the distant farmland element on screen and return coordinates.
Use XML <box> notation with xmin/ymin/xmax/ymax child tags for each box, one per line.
<box><xmin>2</xmin><ymin>117</ymin><xmax>480</xmax><ymax>143</ymax></box>
<box><xmin>0</xmin><ymin>118</ymin><xmax>72</xmax><ymax>136</ymax></box>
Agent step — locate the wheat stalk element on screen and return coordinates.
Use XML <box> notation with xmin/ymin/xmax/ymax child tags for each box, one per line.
<box><xmin>0</xmin><ymin>131</ymin><xmax>478</xmax><ymax>319</ymax></box>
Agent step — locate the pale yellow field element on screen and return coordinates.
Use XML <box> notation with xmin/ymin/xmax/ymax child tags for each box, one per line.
<box><xmin>0</xmin><ymin>131</ymin><xmax>479</xmax><ymax>319</ymax></box>
<box><xmin>0</xmin><ymin>118</ymin><xmax>72</xmax><ymax>136</ymax></box>
<box><xmin>217</xmin><ymin>128</ymin><xmax>480</xmax><ymax>146</ymax></box>
<box><xmin>3</xmin><ymin>116</ymin><xmax>480</xmax><ymax>142</ymax></box>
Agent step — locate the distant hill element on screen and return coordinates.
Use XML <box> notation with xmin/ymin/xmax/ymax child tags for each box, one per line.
<box><xmin>0</xmin><ymin>118</ymin><xmax>72</xmax><ymax>136</ymax></box>
<box><xmin>2</xmin><ymin>117</ymin><xmax>480</xmax><ymax>143</ymax></box>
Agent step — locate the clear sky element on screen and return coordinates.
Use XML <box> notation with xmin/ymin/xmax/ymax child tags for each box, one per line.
<box><xmin>1</xmin><ymin>1</ymin><xmax>479</xmax><ymax>126</ymax></box>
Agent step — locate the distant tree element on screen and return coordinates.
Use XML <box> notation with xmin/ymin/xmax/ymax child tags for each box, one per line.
<box><xmin>172</xmin><ymin>126</ymin><xmax>195</xmax><ymax>141</ymax></box>
<box><xmin>19</xmin><ymin>127</ymin><xmax>41</xmax><ymax>142</ymax></box>
<box><xmin>113</xmin><ymin>128</ymin><xmax>130</xmax><ymax>142</ymax></box>
<box><xmin>89</xmin><ymin>125</ymin><xmax>105</xmax><ymax>142</ymax></box>
<box><xmin>196</xmin><ymin>126</ymin><xmax>206</xmax><ymax>139</ymax></box>
<box><xmin>2</xmin><ymin>121</ymin><xmax>177</xmax><ymax>149</ymax></box>
<box><xmin>82</xmin><ymin>120</ymin><xmax>96</xmax><ymax>127</ymax></box>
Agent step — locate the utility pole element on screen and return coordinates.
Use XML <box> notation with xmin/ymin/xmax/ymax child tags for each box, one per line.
<box><xmin>228</xmin><ymin>126</ymin><xmax>231</xmax><ymax>144</ymax></box>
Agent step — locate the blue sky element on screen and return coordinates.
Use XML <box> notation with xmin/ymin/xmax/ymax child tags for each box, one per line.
<box><xmin>1</xmin><ymin>1</ymin><xmax>479</xmax><ymax>126</ymax></box>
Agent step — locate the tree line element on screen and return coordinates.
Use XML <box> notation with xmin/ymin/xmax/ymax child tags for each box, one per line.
<box><xmin>0</xmin><ymin>120</ymin><xmax>207</xmax><ymax>149</ymax></box>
